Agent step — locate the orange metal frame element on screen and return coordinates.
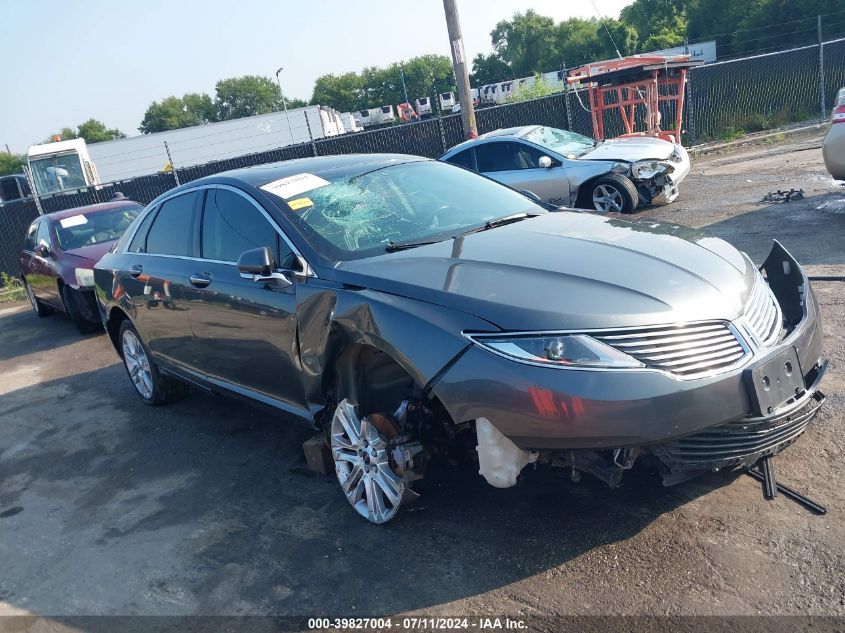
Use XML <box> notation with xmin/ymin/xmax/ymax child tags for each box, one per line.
<box><xmin>569</xmin><ymin>55</ymin><xmax>692</xmax><ymax>144</ymax></box>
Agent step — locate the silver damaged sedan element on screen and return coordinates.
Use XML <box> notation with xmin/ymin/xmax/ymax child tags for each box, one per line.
<box><xmin>441</xmin><ymin>125</ymin><xmax>691</xmax><ymax>213</ymax></box>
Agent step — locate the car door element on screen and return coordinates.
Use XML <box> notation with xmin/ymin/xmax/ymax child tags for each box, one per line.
<box><xmin>182</xmin><ymin>185</ymin><xmax>306</xmax><ymax>414</ymax></box>
<box><xmin>121</xmin><ymin>191</ymin><xmax>202</xmax><ymax>375</ymax></box>
<box><xmin>475</xmin><ymin>141</ymin><xmax>571</xmax><ymax>205</ymax></box>
<box><xmin>29</xmin><ymin>220</ymin><xmax>62</xmax><ymax>306</ymax></box>
<box><xmin>19</xmin><ymin>219</ymin><xmax>42</xmax><ymax>295</ymax></box>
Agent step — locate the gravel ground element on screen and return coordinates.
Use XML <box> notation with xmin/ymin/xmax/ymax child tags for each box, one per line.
<box><xmin>0</xmin><ymin>133</ymin><xmax>843</xmax><ymax>621</ymax></box>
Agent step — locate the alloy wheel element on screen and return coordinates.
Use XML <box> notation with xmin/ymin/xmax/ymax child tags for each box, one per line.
<box><xmin>122</xmin><ymin>329</ymin><xmax>153</xmax><ymax>400</ymax></box>
<box><xmin>330</xmin><ymin>398</ymin><xmax>407</xmax><ymax>524</ymax></box>
<box><xmin>592</xmin><ymin>184</ymin><xmax>624</xmax><ymax>212</ymax></box>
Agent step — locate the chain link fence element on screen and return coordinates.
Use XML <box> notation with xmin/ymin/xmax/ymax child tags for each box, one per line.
<box><xmin>2</xmin><ymin>38</ymin><xmax>842</xmax><ymax>278</ymax></box>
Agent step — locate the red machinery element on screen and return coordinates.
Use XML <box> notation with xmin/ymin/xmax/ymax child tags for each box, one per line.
<box><xmin>567</xmin><ymin>55</ymin><xmax>702</xmax><ymax>145</ymax></box>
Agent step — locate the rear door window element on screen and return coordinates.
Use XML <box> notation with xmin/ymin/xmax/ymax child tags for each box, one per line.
<box><xmin>127</xmin><ymin>206</ymin><xmax>158</xmax><ymax>253</ymax></box>
<box><xmin>36</xmin><ymin>220</ymin><xmax>52</xmax><ymax>248</ymax></box>
<box><xmin>145</xmin><ymin>192</ymin><xmax>199</xmax><ymax>257</ymax></box>
<box><xmin>445</xmin><ymin>149</ymin><xmax>475</xmax><ymax>171</ymax></box>
<box><xmin>24</xmin><ymin>221</ymin><xmax>39</xmax><ymax>251</ymax></box>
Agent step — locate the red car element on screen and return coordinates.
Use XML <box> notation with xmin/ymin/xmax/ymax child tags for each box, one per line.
<box><xmin>19</xmin><ymin>199</ymin><xmax>142</xmax><ymax>332</ymax></box>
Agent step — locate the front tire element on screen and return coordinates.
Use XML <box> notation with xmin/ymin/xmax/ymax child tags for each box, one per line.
<box><xmin>118</xmin><ymin>320</ymin><xmax>188</xmax><ymax>406</ymax></box>
<box><xmin>586</xmin><ymin>174</ymin><xmax>639</xmax><ymax>213</ymax></box>
<box><xmin>61</xmin><ymin>285</ymin><xmax>99</xmax><ymax>334</ymax></box>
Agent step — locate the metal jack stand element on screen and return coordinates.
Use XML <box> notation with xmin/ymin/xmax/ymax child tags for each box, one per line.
<box><xmin>746</xmin><ymin>456</ymin><xmax>827</xmax><ymax>515</ymax></box>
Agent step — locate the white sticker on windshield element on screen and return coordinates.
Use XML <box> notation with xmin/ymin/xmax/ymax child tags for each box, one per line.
<box><xmin>260</xmin><ymin>173</ymin><xmax>330</xmax><ymax>199</ymax></box>
<box><xmin>59</xmin><ymin>215</ymin><xmax>88</xmax><ymax>228</ymax></box>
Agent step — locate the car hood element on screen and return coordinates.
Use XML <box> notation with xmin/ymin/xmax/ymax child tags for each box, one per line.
<box><xmin>579</xmin><ymin>136</ymin><xmax>675</xmax><ymax>162</ymax></box>
<box><xmin>63</xmin><ymin>241</ymin><xmax>116</xmax><ymax>265</ymax></box>
<box><xmin>336</xmin><ymin>212</ymin><xmax>756</xmax><ymax>331</ymax></box>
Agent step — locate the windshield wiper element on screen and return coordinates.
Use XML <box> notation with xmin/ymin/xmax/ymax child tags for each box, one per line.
<box><xmin>385</xmin><ymin>212</ymin><xmax>539</xmax><ymax>252</ymax></box>
<box><xmin>455</xmin><ymin>212</ymin><xmax>538</xmax><ymax>238</ymax></box>
<box><xmin>385</xmin><ymin>238</ymin><xmax>444</xmax><ymax>252</ymax></box>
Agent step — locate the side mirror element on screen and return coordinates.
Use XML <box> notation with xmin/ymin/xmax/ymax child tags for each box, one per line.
<box><xmin>238</xmin><ymin>246</ymin><xmax>276</xmax><ymax>277</ymax></box>
<box><xmin>237</xmin><ymin>246</ymin><xmax>292</xmax><ymax>288</ymax></box>
<box><xmin>538</xmin><ymin>156</ymin><xmax>553</xmax><ymax>169</ymax></box>
<box><xmin>36</xmin><ymin>242</ymin><xmax>51</xmax><ymax>257</ymax></box>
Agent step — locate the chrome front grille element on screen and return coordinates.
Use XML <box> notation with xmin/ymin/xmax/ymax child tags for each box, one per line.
<box><xmin>593</xmin><ymin>322</ymin><xmax>749</xmax><ymax>379</ymax></box>
<box><xmin>742</xmin><ymin>273</ymin><xmax>783</xmax><ymax>347</ymax></box>
<box><xmin>658</xmin><ymin>392</ymin><xmax>824</xmax><ymax>466</ymax></box>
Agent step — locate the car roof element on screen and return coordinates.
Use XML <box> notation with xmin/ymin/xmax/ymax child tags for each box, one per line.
<box><xmin>44</xmin><ymin>200</ymin><xmax>143</xmax><ymax>221</ymax></box>
<box><xmin>181</xmin><ymin>153</ymin><xmax>430</xmax><ymax>189</ymax></box>
<box><xmin>480</xmin><ymin>126</ymin><xmax>539</xmax><ymax>139</ymax></box>
<box><xmin>440</xmin><ymin>126</ymin><xmax>541</xmax><ymax>157</ymax></box>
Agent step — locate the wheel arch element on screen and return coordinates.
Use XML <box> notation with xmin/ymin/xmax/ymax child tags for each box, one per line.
<box><xmin>105</xmin><ymin>306</ymin><xmax>130</xmax><ymax>354</ymax></box>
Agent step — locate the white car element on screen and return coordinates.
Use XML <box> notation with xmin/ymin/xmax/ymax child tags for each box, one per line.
<box><xmin>441</xmin><ymin>125</ymin><xmax>691</xmax><ymax>213</ymax></box>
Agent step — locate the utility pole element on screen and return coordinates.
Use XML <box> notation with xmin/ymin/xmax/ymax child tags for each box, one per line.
<box><xmin>275</xmin><ymin>66</ymin><xmax>295</xmax><ymax>143</ymax></box>
<box><xmin>443</xmin><ymin>0</ymin><xmax>477</xmax><ymax>138</ymax></box>
<box><xmin>400</xmin><ymin>67</ymin><xmax>409</xmax><ymax>104</ymax></box>
<box><xmin>163</xmin><ymin>141</ymin><xmax>180</xmax><ymax>186</ymax></box>
<box><xmin>818</xmin><ymin>15</ymin><xmax>826</xmax><ymax>121</ymax></box>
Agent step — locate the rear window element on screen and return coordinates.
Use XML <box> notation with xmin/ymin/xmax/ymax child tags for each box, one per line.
<box><xmin>381</xmin><ymin>106</ymin><xmax>391</xmax><ymax>113</ymax></box>
<box><xmin>145</xmin><ymin>193</ymin><xmax>198</xmax><ymax>257</ymax></box>
<box><xmin>445</xmin><ymin>149</ymin><xmax>474</xmax><ymax>171</ymax></box>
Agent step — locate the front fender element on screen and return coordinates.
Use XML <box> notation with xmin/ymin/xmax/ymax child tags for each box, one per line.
<box><xmin>295</xmin><ymin>281</ymin><xmax>495</xmax><ymax>414</ymax></box>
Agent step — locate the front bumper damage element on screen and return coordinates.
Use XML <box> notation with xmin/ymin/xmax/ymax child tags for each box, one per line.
<box><xmin>432</xmin><ymin>242</ymin><xmax>826</xmax><ymax>489</ymax></box>
<box><xmin>635</xmin><ymin>146</ymin><xmax>691</xmax><ymax>205</ymax></box>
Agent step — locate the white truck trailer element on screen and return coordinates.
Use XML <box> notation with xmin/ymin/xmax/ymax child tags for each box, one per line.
<box><xmin>27</xmin><ymin>105</ymin><xmax>351</xmax><ymax>193</ymax></box>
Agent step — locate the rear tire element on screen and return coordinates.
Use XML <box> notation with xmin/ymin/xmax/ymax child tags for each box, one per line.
<box><xmin>23</xmin><ymin>278</ymin><xmax>52</xmax><ymax>317</ymax></box>
<box><xmin>61</xmin><ymin>285</ymin><xmax>99</xmax><ymax>334</ymax></box>
<box><xmin>583</xmin><ymin>173</ymin><xmax>639</xmax><ymax>213</ymax></box>
<box><xmin>118</xmin><ymin>320</ymin><xmax>188</xmax><ymax>406</ymax></box>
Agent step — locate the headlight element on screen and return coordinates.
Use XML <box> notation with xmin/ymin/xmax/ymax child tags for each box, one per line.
<box><xmin>630</xmin><ymin>161</ymin><xmax>669</xmax><ymax>180</ymax></box>
<box><xmin>466</xmin><ymin>333</ymin><xmax>645</xmax><ymax>369</ymax></box>
<box><xmin>75</xmin><ymin>267</ymin><xmax>95</xmax><ymax>287</ymax></box>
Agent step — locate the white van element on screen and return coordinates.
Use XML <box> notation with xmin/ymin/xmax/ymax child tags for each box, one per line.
<box><xmin>415</xmin><ymin>97</ymin><xmax>432</xmax><ymax>117</ymax></box>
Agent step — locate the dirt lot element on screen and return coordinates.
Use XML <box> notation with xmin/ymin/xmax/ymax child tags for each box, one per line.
<box><xmin>0</xmin><ymin>132</ymin><xmax>843</xmax><ymax>620</ymax></box>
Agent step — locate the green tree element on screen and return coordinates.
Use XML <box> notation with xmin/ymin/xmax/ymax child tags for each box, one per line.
<box><xmin>139</xmin><ymin>93</ymin><xmax>216</xmax><ymax>133</ymax></box>
<box><xmin>286</xmin><ymin>97</ymin><xmax>308</xmax><ymax>108</ymax></box>
<box><xmin>76</xmin><ymin>118</ymin><xmax>125</xmax><ymax>143</ymax></box>
<box><xmin>490</xmin><ymin>10</ymin><xmax>559</xmax><ymax>77</ymax></box>
<box><xmin>683</xmin><ymin>0</ymin><xmax>844</xmax><ymax>57</ymax></box>
<box><xmin>621</xmin><ymin>0</ymin><xmax>688</xmax><ymax>52</ymax></box>
<box><xmin>0</xmin><ymin>152</ymin><xmax>25</xmax><ymax>176</ymax></box>
<box><xmin>311</xmin><ymin>72</ymin><xmax>364</xmax><ymax>111</ymax></box>
<box><xmin>471</xmin><ymin>52</ymin><xmax>513</xmax><ymax>86</ymax></box>
<box><xmin>214</xmin><ymin>75</ymin><xmax>283</xmax><ymax>120</ymax></box>
<box><xmin>312</xmin><ymin>55</ymin><xmax>454</xmax><ymax>111</ymax></box>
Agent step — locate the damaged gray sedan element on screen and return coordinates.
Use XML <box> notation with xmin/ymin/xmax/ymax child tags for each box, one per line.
<box><xmin>440</xmin><ymin>125</ymin><xmax>690</xmax><ymax>213</ymax></box>
<box><xmin>94</xmin><ymin>154</ymin><xmax>825</xmax><ymax>524</ymax></box>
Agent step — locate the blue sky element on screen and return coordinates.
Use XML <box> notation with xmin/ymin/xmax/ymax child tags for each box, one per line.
<box><xmin>0</xmin><ymin>0</ymin><xmax>631</xmax><ymax>153</ymax></box>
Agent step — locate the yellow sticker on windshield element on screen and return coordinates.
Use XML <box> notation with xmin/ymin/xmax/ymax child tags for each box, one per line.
<box><xmin>288</xmin><ymin>197</ymin><xmax>313</xmax><ymax>210</ymax></box>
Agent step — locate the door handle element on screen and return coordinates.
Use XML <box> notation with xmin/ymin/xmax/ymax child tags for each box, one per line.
<box><xmin>189</xmin><ymin>273</ymin><xmax>212</xmax><ymax>288</ymax></box>
<box><xmin>129</xmin><ymin>264</ymin><xmax>143</xmax><ymax>278</ymax></box>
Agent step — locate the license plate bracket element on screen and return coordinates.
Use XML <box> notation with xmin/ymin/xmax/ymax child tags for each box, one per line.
<box><xmin>743</xmin><ymin>347</ymin><xmax>804</xmax><ymax>416</ymax></box>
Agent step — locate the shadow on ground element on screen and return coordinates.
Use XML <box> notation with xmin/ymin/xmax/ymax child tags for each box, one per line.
<box><xmin>0</xmin><ymin>304</ymin><xmax>101</xmax><ymax>363</ymax></box>
<box><xmin>0</xmin><ymin>363</ymin><xmax>737</xmax><ymax>616</ymax></box>
<box><xmin>701</xmin><ymin>191</ymin><xmax>845</xmax><ymax>266</ymax></box>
